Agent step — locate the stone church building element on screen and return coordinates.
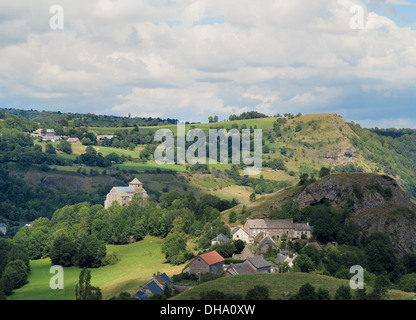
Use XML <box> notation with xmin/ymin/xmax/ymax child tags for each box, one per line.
<box><xmin>104</xmin><ymin>178</ymin><xmax>148</xmax><ymax>209</ymax></box>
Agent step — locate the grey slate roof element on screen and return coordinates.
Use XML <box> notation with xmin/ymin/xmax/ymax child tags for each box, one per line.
<box><xmin>295</xmin><ymin>223</ymin><xmax>311</xmax><ymax>231</ymax></box>
<box><xmin>246</xmin><ymin>219</ymin><xmax>295</xmax><ymax>230</ymax></box>
<box><xmin>227</xmin><ymin>262</ymin><xmax>256</xmax><ymax>275</ymax></box>
<box><xmin>231</xmin><ymin>226</ymin><xmax>241</xmax><ymax>235</ymax></box>
<box><xmin>276</xmin><ymin>254</ymin><xmax>287</xmax><ymax>264</ymax></box>
<box><xmin>258</xmin><ymin>236</ymin><xmax>279</xmax><ymax>250</ymax></box>
<box><xmin>114</xmin><ymin>186</ymin><xmax>135</xmax><ymax>193</ymax></box>
<box><xmin>247</xmin><ymin>256</ymin><xmax>275</xmax><ymax>270</ymax></box>
<box><xmin>211</xmin><ymin>233</ymin><xmax>230</xmax><ymax>242</ymax></box>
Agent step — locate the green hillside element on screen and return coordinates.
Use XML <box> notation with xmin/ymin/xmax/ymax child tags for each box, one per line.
<box><xmin>172</xmin><ymin>273</ymin><xmax>415</xmax><ymax>300</ymax></box>
<box><xmin>9</xmin><ymin>236</ymin><xmax>185</xmax><ymax>300</ymax></box>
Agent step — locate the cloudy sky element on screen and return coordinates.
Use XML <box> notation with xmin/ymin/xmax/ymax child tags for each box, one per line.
<box><xmin>0</xmin><ymin>0</ymin><xmax>415</xmax><ymax>127</ymax></box>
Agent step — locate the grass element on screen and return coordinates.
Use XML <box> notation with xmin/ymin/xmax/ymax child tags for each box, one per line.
<box><xmin>171</xmin><ymin>272</ymin><xmax>416</xmax><ymax>300</ymax></box>
<box><xmin>9</xmin><ymin>236</ymin><xmax>186</xmax><ymax>300</ymax></box>
<box><xmin>114</xmin><ymin>161</ymin><xmax>188</xmax><ymax>172</ymax></box>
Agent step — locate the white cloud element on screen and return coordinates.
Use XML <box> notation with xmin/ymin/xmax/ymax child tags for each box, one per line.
<box><xmin>0</xmin><ymin>0</ymin><xmax>415</xmax><ymax>123</ymax></box>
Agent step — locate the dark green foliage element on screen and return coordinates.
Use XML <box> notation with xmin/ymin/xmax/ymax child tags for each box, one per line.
<box><xmin>57</xmin><ymin>140</ymin><xmax>72</xmax><ymax>154</ymax></box>
<box><xmin>109</xmin><ymin>292</ymin><xmax>138</xmax><ymax>300</ymax></box>
<box><xmin>234</xmin><ymin>239</ymin><xmax>245</xmax><ymax>254</ymax></box>
<box><xmin>228</xmin><ymin>211</ymin><xmax>237</xmax><ymax>223</ymax></box>
<box><xmin>319</xmin><ymin>167</ymin><xmax>331</xmax><ymax>178</ymax></box>
<box><xmin>244</xmin><ymin>285</ymin><xmax>271</xmax><ymax>300</ymax></box>
<box><xmin>293</xmin><ymin>254</ymin><xmax>315</xmax><ymax>273</ymax></box>
<box><xmin>50</xmin><ymin>233</ymin><xmax>78</xmax><ymax>267</ymax></box>
<box><xmin>316</xmin><ymin>288</ymin><xmax>331</xmax><ymax>300</ymax></box>
<box><xmin>291</xmin><ymin>283</ymin><xmax>316</xmax><ymax>300</ymax></box>
<box><xmin>364</xmin><ymin>232</ymin><xmax>399</xmax><ymax>276</ymax></box>
<box><xmin>228</xmin><ymin>111</ymin><xmax>269</xmax><ymax>121</ymax></box>
<box><xmin>75</xmin><ymin>268</ymin><xmax>102</xmax><ymax>300</ymax></box>
<box><xmin>211</xmin><ymin>241</ymin><xmax>236</xmax><ymax>258</ymax></box>
<box><xmin>78</xmin><ymin>235</ymin><xmax>107</xmax><ymax>268</ymax></box>
<box><xmin>334</xmin><ymin>285</ymin><xmax>352</xmax><ymax>300</ymax></box>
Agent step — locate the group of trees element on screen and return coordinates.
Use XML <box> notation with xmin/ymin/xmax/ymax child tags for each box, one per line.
<box><xmin>158</xmin><ymin>192</ymin><xmax>236</xmax><ymax>264</ymax></box>
<box><xmin>290</xmin><ymin>233</ymin><xmax>416</xmax><ymax>295</ymax></box>
<box><xmin>290</xmin><ymin>279</ymin><xmax>390</xmax><ymax>300</ymax></box>
<box><xmin>0</xmin><ymin>238</ymin><xmax>30</xmax><ymax>297</ymax></box>
<box><xmin>1</xmin><ymin>108</ymin><xmax>177</xmax><ymax>129</ymax></box>
<box><xmin>350</xmin><ymin>122</ymin><xmax>416</xmax><ymax>200</ymax></box>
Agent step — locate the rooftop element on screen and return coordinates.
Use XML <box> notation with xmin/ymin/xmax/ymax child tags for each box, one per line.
<box><xmin>246</xmin><ymin>219</ymin><xmax>295</xmax><ymax>230</ymax></box>
<box><xmin>199</xmin><ymin>250</ymin><xmax>224</xmax><ymax>266</ymax></box>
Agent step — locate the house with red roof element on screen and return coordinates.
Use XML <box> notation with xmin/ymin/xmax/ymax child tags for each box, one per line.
<box><xmin>183</xmin><ymin>250</ymin><xmax>225</xmax><ymax>275</ymax></box>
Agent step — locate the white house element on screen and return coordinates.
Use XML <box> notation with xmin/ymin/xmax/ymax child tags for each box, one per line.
<box><xmin>231</xmin><ymin>226</ymin><xmax>251</xmax><ymax>243</ymax></box>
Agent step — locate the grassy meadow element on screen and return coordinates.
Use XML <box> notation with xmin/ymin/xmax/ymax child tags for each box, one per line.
<box><xmin>9</xmin><ymin>236</ymin><xmax>185</xmax><ymax>300</ymax></box>
<box><xmin>172</xmin><ymin>272</ymin><xmax>416</xmax><ymax>301</ymax></box>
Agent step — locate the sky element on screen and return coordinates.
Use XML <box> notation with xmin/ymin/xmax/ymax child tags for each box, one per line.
<box><xmin>0</xmin><ymin>0</ymin><xmax>415</xmax><ymax>128</ymax></box>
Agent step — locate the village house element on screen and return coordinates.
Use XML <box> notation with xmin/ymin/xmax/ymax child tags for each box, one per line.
<box><xmin>258</xmin><ymin>235</ymin><xmax>280</xmax><ymax>254</ymax></box>
<box><xmin>97</xmin><ymin>135</ymin><xmax>115</xmax><ymax>142</ymax></box>
<box><xmin>244</xmin><ymin>219</ymin><xmax>312</xmax><ymax>240</ymax></box>
<box><xmin>0</xmin><ymin>223</ymin><xmax>7</xmax><ymax>235</ymax></box>
<box><xmin>232</xmin><ymin>245</ymin><xmax>256</xmax><ymax>260</ymax></box>
<box><xmin>294</xmin><ymin>223</ymin><xmax>312</xmax><ymax>239</ymax></box>
<box><xmin>211</xmin><ymin>233</ymin><xmax>230</xmax><ymax>246</ymax></box>
<box><xmin>104</xmin><ymin>178</ymin><xmax>148</xmax><ymax>209</ymax></box>
<box><xmin>66</xmin><ymin>137</ymin><xmax>81</xmax><ymax>144</ymax></box>
<box><xmin>134</xmin><ymin>272</ymin><xmax>173</xmax><ymax>300</ymax></box>
<box><xmin>231</xmin><ymin>226</ymin><xmax>251</xmax><ymax>243</ymax></box>
<box><xmin>183</xmin><ymin>250</ymin><xmax>225</xmax><ymax>276</ymax></box>
<box><xmin>226</xmin><ymin>256</ymin><xmax>275</xmax><ymax>276</ymax></box>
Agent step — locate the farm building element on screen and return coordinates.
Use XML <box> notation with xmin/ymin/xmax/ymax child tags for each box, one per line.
<box><xmin>183</xmin><ymin>250</ymin><xmax>225</xmax><ymax>276</ymax></box>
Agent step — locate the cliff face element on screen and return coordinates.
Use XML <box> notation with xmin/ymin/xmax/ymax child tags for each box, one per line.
<box><xmin>296</xmin><ymin>173</ymin><xmax>416</xmax><ymax>255</ymax></box>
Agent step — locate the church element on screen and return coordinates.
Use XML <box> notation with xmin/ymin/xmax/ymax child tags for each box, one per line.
<box><xmin>104</xmin><ymin>178</ymin><xmax>148</xmax><ymax>209</ymax></box>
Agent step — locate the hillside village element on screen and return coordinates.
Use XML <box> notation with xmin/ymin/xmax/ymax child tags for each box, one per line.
<box><xmin>1</xmin><ymin>110</ymin><xmax>416</xmax><ymax>302</ymax></box>
<box><xmin>134</xmin><ymin>217</ymin><xmax>313</xmax><ymax>300</ymax></box>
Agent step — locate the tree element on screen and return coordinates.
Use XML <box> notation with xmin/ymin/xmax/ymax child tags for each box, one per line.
<box><xmin>57</xmin><ymin>140</ymin><xmax>72</xmax><ymax>154</ymax></box>
<box><xmin>78</xmin><ymin>235</ymin><xmax>107</xmax><ymax>268</ymax></box>
<box><xmin>228</xmin><ymin>211</ymin><xmax>237</xmax><ymax>224</ymax></box>
<box><xmin>244</xmin><ymin>285</ymin><xmax>270</xmax><ymax>300</ymax></box>
<box><xmin>334</xmin><ymin>285</ymin><xmax>352</xmax><ymax>300</ymax></box>
<box><xmin>368</xmin><ymin>274</ymin><xmax>390</xmax><ymax>300</ymax></box>
<box><xmin>291</xmin><ymin>283</ymin><xmax>316</xmax><ymax>300</ymax></box>
<box><xmin>28</xmin><ymin>227</ymin><xmax>49</xmax><ymax>260</ymax></box>
<box><xmin>319</xmin><ymin>167</ymin><xmax>331</xmax><ymax>178</ymax></box>
<box><xmin>211</xmin><ymin>241</ymin><xmax>236</xmax><ymax>258</ymax></box>
<box><xmin>364</xmin><ymin>232</ymin><xmax>398</xmax><ymax>275</ymax></box>
<box><xmin>81</xmin><ymin>137</ymin><xmax>92</xmax><ymax>145</ymax></box>
<box><xmin>316</xmin><ymin>288</ymin><xmax>331</xmax><ymax>300</ymax></box>
<box><xmin>49</xmin><ymin>233</ymin><xmax>78</xmax><ymax>267</ymax></box>
<box><xmin>75</xmin><ymin>268</ymin><xmax>102</xmax><ymax>300</ymax></box>
<box><xmin>45</xmin><ymin>143</ymin><xmax>56</xmax><ymax>155</ymax></box>
<box><xmin>293</xmin><ymin>254</ymin><xmax>315</xmax><ymax>273</ymax></box>
<box><xmin>234</xmin><ymin>239</ymin><xmax>245</xmax><ymax>254</ymax></box>
<box><xmin>161</xmin><ymin>231</ymin><xmax>187</xmax><ymax>264</ymax></box>
<box><xmin>249</xmin><ymin>193</ymin><xmax>256</xmax><ymax>202</ymax></box>
<box><xmin>0</xmin><ymin>260</ymin><xmax>29</xmax><ymax>295</ymax></box>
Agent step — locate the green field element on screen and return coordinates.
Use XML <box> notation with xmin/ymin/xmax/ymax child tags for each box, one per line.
<box><xmin>114</xmin><ymin>161</ymin><xmax>188</xmax><ymax>172</ymax></box>
<box><xmin>172</xmin><ymin>272</ymin><xmax>416</xmax><ymax>301</ymax></box>
<box><xmin>9</xmin><ymin>236</ymin><xmax>185</xmax><ymax>300</ymax></box>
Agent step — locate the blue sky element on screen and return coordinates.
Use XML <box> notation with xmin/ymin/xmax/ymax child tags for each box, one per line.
<box><xmin>0</xmin><ymin>0</ymin><xmax>415</xmax><ymax>128</ymax></box>
<box><xmin>367</xmin><ymin>1</ymin><xmax>416</xmax><ymax>28</ymax></box>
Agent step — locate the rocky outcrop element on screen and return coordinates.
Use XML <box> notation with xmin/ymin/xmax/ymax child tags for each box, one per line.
<box><xmin>296</xmin><ymin>173</ymin><xmax>416</xmax><ymax>255</ymax></box>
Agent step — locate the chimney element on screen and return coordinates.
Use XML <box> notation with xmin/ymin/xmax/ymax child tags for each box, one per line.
<box><xmin>157</xmin><ymin>272</ymin><xmax>160</xmax><ymax>276</ymax></box>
